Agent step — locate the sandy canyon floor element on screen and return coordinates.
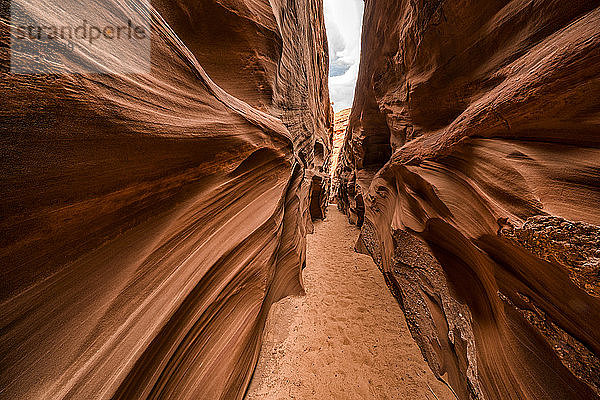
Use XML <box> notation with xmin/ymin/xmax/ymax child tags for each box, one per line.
<box><xmin>246</xmin><ymin>207</ymin><xmax>455</xmax><ymax>400</ymax></box>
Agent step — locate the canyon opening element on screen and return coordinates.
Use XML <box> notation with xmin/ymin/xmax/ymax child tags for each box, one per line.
<box><xmin>1</xmin><ymin>1</ymin><xmax>600</xmax><ymax>400</ymax></box>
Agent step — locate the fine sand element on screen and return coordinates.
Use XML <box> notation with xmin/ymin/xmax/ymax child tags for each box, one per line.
<box><xmin>246</xmin><ymin>206</ymin><xmax>455</xmax><ymax>399</ymax></box>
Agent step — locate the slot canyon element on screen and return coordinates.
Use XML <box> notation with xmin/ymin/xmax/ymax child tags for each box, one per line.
<box><xmin>1</xmin><ymin>0</ymin><xmax>599</xmax><ymax>399</ymax></box>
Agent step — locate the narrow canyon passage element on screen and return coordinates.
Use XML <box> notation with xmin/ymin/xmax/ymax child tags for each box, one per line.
<box><xmin>2</xmin><ymin>1</ymin><xmax>599</xmax><ymax>399</ymax></box>
<box><xmin>246</xmin><ymin>207</ymin><xmax>454</xmax><ymax>400</ymax></box>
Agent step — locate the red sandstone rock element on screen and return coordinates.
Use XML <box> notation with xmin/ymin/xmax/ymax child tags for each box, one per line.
<box><xmin>0</xmin><ymin>1</ymin><xmax>330</xmax><ymax>399</ymax></box>
<box><xmin>330</xmin><ymin>108</ymin><xmax>351</xmax><ymax>197</ymax></box>
<box><xmin>336</xmin><ymin>1</ymin><xmax>600</xmax><ymax>399</ymax></box>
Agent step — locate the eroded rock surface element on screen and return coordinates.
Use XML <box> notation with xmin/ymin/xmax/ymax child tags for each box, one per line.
<box><xmin>0</xmin><ymin>1</ymin><xmax>330</xmax><ymax>399</ymax></box>
<box><xmin>330</xmin><ymin>108</ymin><xmax>351</xmax><ymax>198</ymax></box>
<box><xmin>336</xmin><ymin>1</ymin><xmax>600</xmax><ymax>399</ymax></box>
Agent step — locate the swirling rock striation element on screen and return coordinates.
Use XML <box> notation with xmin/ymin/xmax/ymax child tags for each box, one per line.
<box><xmin>336</xmin><ymin>0</ymin><xmax>600</xmax><ymax>399</ymax></box>
<box><xmin>0</xmin><ymin>0</ymin><xmax>330</xmax><ymax>399</ymax></box>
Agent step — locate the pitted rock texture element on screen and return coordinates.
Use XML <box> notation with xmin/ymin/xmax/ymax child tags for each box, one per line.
<box><xmin>500</xmin><ymin>215</ymin><xmax>600</xmax><ymax>298</ymax></box>
<box><xmin>0</xmin><ymin>1</ymin><xmax>330</xmax><ymax>399</ymax></box>
<box><xmin>336</xmin><ymin>1</ymin><xmax>600</xmax><ymax>399</ymax></box>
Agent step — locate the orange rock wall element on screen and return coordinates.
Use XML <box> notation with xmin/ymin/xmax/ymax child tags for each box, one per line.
<box><xmin>336</xmin><ymin>1</ymin><xmax>600</xmax><ymax>399</ymax></box>
<box><xmin>0</xmin><ymin>1</ymin><xmax>330</xmax><ymax>399</ymax></box>
<box><xmin>330</xmin><ymin>108</ymin><xmax>351</xmax><ymax>196</ymax></box>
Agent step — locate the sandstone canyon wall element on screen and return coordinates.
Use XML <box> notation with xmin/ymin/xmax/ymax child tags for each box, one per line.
<box><xmin>0</xmin><ymin>0</ymin><xmax>331</xmax><ymax>399</ymax></box>
<box><xmin>336</xmin><ymin>1</ymin><xmax>600</xmax><ymax>399</ymax></box>
<box><xmin>330</xmin><ymin>108</ymin><xmax>351</xmax><ymax>199</ymax></box>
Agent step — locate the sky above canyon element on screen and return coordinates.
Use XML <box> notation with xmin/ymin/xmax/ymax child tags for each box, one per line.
<box><xmin>324</xmin><ymin>0</ymin><xmax>364</xmax><ymax>112</ymax></box>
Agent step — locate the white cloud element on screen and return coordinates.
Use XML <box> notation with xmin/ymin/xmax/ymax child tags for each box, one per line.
<box><xmin>324</xmin><ymin>0</ymin><xmax>364</xmax><ymax>112</ymax></box>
